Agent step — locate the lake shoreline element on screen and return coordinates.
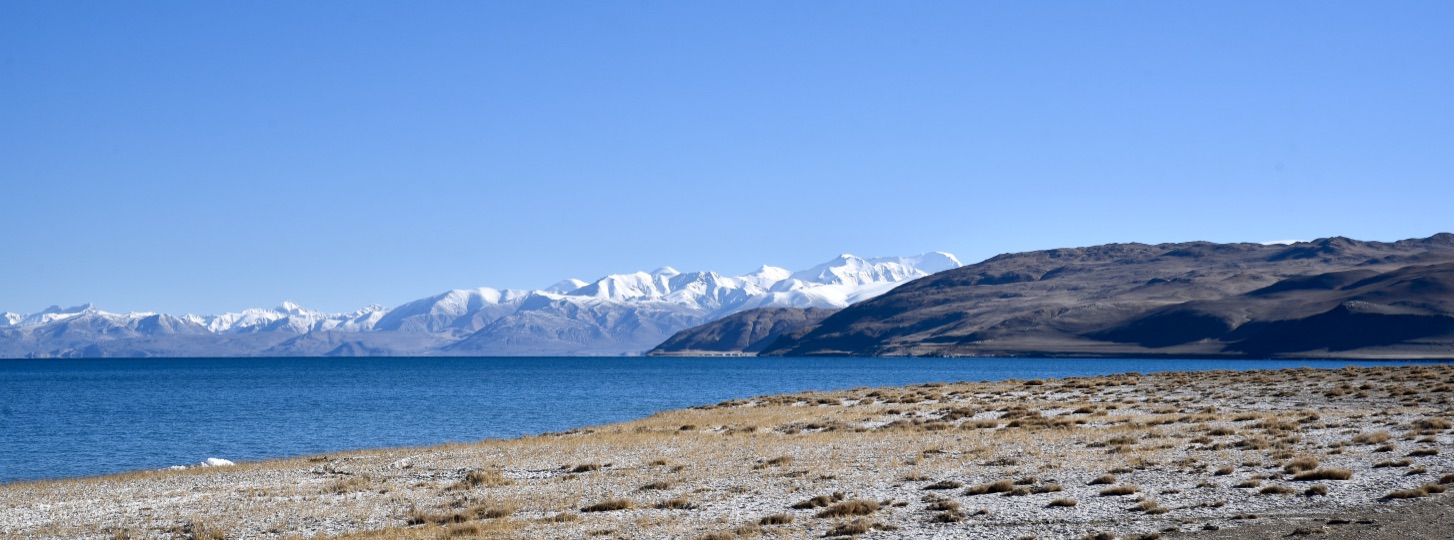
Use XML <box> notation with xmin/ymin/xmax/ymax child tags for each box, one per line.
<box><xmin>10</xmin><ymin>356</ymin><xmax>1431</xmax><ymax>484</ymax></box>
<box><xmin>3</xmin><ymin>364</ymin><xmax>1453</xmax><ymax>539</ymax></box>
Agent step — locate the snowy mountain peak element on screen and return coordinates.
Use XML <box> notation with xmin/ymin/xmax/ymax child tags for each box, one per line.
<box><xmin>742</xmin><ymin>265</ymin><xmax>792</xmax><ymax>285</ymax></box>
<box><xmin>41</xmin><ymin>303</ymin><xmax>95</xmax><ymax>315</ymax></box>
<box><xmin>772</xmin><ymin>251</ymin><xmax>961</xmax><ymax>294</ymax></box>
<box><xmin>569</xmin><ymin>272</ymin><xmax>666</xmax><ymax>301</ymax></box>
<box><xmin>2</xmin><ymin>250</ymin><xmax>959</xmax><ymax>357</ymax></box>
<box><xmin>340</xmin><ymin>304</ymin><xmax>387</xmax><ymax>320</ymax></box>
<box><xmin>21</xmin><ymin>303</ymin><xmax>99</xmax><ymax>326</ymax></box>
<box><xmin>870</xmin><ymin>252</ymin><xmax>962</xmax><ymax>274</ymax></box>
<box><xmin>790</xmin><ymin>254</ymin><xmax>875</xmax><ymax>286</ymax></box>
<box><xmin>544</xmin><ymin>279</ymin><xmax>588</xmax><ymax>294</ymax></box>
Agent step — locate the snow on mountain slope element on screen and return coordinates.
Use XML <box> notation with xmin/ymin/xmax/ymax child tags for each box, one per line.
<box><xmin>557</xmin><ymin>253</ymin><xmax>955</xmax><ymax>315</ymax></box>
<box><xmin>785</xmin><ymin>252</ymin><xmax>962</xmax><ymax>289</ymax></box>
<box><xmin>191</xmin><ymin>302</ymin><xmax>327</xmax><ymax>334</ymax></box>
<box><xmin>660</xmin><ymin>272</ymin><xmax>759</xmax><ymax>310</ymax></box>
<box><xmin>372</xmin><ymin>288</ymin><xmax>531</xmax><ymax>334</ymax></box>
<box><xmin>2</xmin><ymin>251</ymin><xmax>960</xmax><ymax>357</ymax></box>
<box><xmin>19</xmin><ymin>304</ymin><xmax>100</xmax><ymax>326</ymax></box>
<box><xmin>320</xmin><ymin>305</ymin><xmax>389</xmax><ymax>332</ymax></box>
<box><xmin>569</xmin><ymin>271</ymin><xmax>671</xmax><ymax>302</ymax></box>
<box><xmin>169</xmin><ymin>302</ymin><xmax>389</xmax><ymax>335</ymax></box>
<box><xmin>571</xmin><ymin>270</ymin><xmax>747</xmax><ymax>309</ymax></box>
<box><xmin>440</xmin><ymin>252</ymin><xmax>961</xmax><ymax>355</ymax></box>
<box><xmin>446</xmin><ymin>295</ymin><xmax>705</xmax><ymax>356</ymax></box>
<box><xmin>734</xmin><ymin>280</ymin><xmax>908</xmax><ymax>313</ymax></box>
<box><xmin>740</xmin><ymin>265</ymin><xmax>792</xmax><ymax>288</ymax></box>
<box><xmin>25</xmin><ymin>310</ymin><xmax>212</xmax><ymax>346</ymax></box>
<box><xmin>886</xmin><ymin>252</ymin><xmax>962</xmax><ymax>274</ymax></box>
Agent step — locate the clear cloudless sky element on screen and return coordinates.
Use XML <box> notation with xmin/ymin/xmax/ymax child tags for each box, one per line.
<box><xmin>2</xmin><ymin>1</ymin><xmax>1451</xmax><ymax>315</ymax></box>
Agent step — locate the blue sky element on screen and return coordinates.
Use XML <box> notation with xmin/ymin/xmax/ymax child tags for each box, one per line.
<box><xmin>2</xmin><ymin>1</ymin><xmax>1451</xmax><ymax>315</ymax></box>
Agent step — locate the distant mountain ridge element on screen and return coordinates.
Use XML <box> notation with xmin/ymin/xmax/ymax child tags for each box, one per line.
<box><xmin>0</xmin><ymin>252</ymin><xmax>960</xmax><ymax>358</ymax></box>
<box><xmin>662</xmin><ymin>234</ymin><xmax>1454</xmax><ymax>359</ymax></box>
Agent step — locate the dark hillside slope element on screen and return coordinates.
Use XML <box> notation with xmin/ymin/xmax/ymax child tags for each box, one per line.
<box><xmin>648</xmin><ymin>307</ymin><xmax>836</xmax><ymax>355</ymax></box>
<box><xmin>758</xmin><ymin>234</ymin><xmax>1454</xmax><ymax>358</ymax></box>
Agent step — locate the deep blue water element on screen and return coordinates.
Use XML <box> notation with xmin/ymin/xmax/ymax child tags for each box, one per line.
<box><xmin>1</xmin><ymin>356</ymin><xmax>1447</xmax><ymax>483</ymax></box>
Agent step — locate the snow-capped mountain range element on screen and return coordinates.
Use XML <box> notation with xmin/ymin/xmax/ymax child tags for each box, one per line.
<box><xmin>0</xmin><ymin>252</ymin><xmax>961</xmax><ymax>358</ymax></box>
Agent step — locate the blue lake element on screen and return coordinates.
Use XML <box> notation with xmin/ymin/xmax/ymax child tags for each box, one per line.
<box><xmin>1</xmin><ymin>356</ymin><xmax>1447</xmax><ymax>483</ymax></box>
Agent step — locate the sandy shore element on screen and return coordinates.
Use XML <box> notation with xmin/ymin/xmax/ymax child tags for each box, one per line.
<box><xmin>2</xmin><ymin>364</ymin><xmax>1452</xmax><ymax>540</ymax></box>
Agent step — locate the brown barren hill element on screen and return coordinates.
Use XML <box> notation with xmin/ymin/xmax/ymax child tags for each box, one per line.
<box><xmin>731</xmin><ymin>234</ymin><xmax>1454</xmax><ymax>358</ymax></box>
<box><xmin>648</xmin><ymin>307</ymin><xmax>837</xmax><ymax>355</ymax></box>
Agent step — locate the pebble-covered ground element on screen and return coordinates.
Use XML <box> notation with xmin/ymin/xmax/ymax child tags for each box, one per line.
<box><xmin>2</xmin><ymin>364</ymin><xmax>1452</xmax><ymax>540</ymax></box>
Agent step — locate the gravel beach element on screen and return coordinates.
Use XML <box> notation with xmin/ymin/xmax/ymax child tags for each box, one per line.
<box><xmin>2</xmin><ymin>364</ymin><xmax>1451</xmax><ymax>540</ymax></box>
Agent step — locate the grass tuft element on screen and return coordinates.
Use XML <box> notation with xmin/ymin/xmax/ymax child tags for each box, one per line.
<box><xmin>815</xmin><ymin>500</ymin><xmax>880</xmax><ymax>518</ymax></box>
<box><xmin>1383</xmin><ymin>488</ymin><xmax>1428</xmax><ymax>499</ymax></box>
<box><xmin>655</xmin><ymin>497</ymin><xmax>697</xmax><ymax>510</ymax></box>
<box><xmin>1098</xmin><ymin>485</ymin><xmax>1138</xmax><ymax>496</ymax></box>
<box><xmin>175</xmin><ymin>520</ymin><xmax>226</xmax><ymax>540</ymax></box>
<box><xmin>758</xmin><ymin>514</ymin><xmax>793</xmax><ymax>526</ymax></box>
<box><xmin>825</xmin><ymin>519</ymin><xmax>883</xmax><ymax>537</ymax></box>
<box><xmin>326</xmin><ymin>475</ymin><xmax>372</xmax><ymax>493</ymax></box>
<box><xmin>929</xmin><ymin>510</ymin><xmax>965</xmax><ymax>523</ymax></box>
<box><xmin>790</xmin><ymin>492</ymin><xmax>845</xmax><ymax>509</ymax></box>
<box><xmin>1088</xmin><ymin>474</ymin><xmax>1118</xmax><ymax>485</ymax></box>
<box><xmin>581</xmin><ymin>499</ymin><xmax>633</xmax><ymax>512</ymax></box>
<box><xmin>926</xmin><ymin>500</ymin><xmax>960</xmax><ymax>511</ymax></box>
<box><xmin>1259</xmin><ymin>485</ymin><xmax>1297</xmax><ymax>495</ymax></box>
<box><xmin>964</xmin><ymin>480</ymin><xmax>1015</xmax><ymax>495</ymax></box>
<box><xmin>1292</xmin><ymin>469</ymin><xmax>1352</xmax><ymax>481</ymax></box>
<box><xmin>1283</xmin><ymin>456</ymin><xmax>1319</xmax><ymax>473</ymax></box>
<box><xmin>1352</xmin><ymin>431</ymin><xmax>1392</xmax><ymax>444</ymax></box>
<box><xmin>1415</xmin><ymin>418</ymin><xmax>1452</xmax><ymax>430</ymax></box>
